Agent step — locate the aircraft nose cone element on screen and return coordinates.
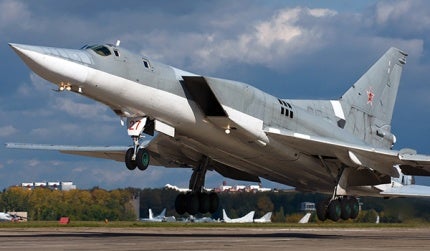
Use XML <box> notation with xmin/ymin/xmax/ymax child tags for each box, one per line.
<box><xmin>9</xmin><ymin>43</ymin><xmax>42</xmax><ymax>64</ymax></box>
<box><xmin>9</xmin><ymin>42</ymin><xmax>89</xmax><ymax>86</ymax></box>
<box><xmin>9</xmin><ymin>43</ymin><xmax>21</xmax><ymax>53</ymax></box>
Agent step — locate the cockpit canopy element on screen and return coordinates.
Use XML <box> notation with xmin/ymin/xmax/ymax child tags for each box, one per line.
<box><xmin>84</xmin><ymin>45</ymin><xmax>112</xmax><ymax>56</ymax></box>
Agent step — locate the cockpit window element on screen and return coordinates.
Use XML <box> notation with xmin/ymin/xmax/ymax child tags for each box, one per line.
<box><xmin>86</xmin><ymin>45</ymin><xmax>112</xmax><ymax>56</ymax></box>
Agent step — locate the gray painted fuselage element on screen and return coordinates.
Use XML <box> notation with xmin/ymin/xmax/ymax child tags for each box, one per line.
<box><xmin>9</xmin><ymin>43</ymin><xmax>417</xmax><ymax>196</ymax></box>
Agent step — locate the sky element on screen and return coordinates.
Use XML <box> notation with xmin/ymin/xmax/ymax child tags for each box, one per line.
<box><xmin>1</xmin><ymin>0</ymin><xmax>430</xmax><ymax>190</ymax></box>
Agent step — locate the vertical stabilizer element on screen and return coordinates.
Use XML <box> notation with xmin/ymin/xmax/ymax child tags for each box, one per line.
<box><xmin>298</xmin><ymin>212</ymin><xmax>312</xmax><ymax>224</ymax></box>
<box><xmin>148</xmin><ymin>209</ymin><xmax>154</xmax><ymax>219</ymax></box>
<box><xmin>159</xmin><ymin>208</ymin><xmax>166</xmax><ymax>218</ymax></box>
<box><xmin>254</xmin><ymin>212</ymin><xmax>272</xmax><ymax>223</ymax></box>
<box><xmin>222</xmin><ymin>209</ymin><xmax>231</xmax><ymax>222</ymax></box>
<box><xmin>340</xmin><ymin>47</ymin><xmax>407</xmax><ymax>148</ymax></box>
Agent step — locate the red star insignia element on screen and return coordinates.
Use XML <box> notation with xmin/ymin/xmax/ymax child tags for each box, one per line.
<box><xmin>367</xmin><ymin>88</ymin><xmax>374</xmax><ymax>105</ymax></box>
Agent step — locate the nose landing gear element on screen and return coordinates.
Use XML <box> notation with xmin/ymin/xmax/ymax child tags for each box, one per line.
<box><xmin>124</xmin><ymin>117</ymin><xmax>152</xmax><ymax>171</ymax></box>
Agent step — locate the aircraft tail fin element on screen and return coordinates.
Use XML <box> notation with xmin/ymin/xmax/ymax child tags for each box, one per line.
<box><xmin>159</xmin><ymin>208</ymin><xmax>166</xmax><ymax>218</ymax></box>
<box><xmin>339</xmin><ymin>47</ymin><xmax>407</xmax><ymax>148</ymax></box>
<box><xmin>298</xmin><ymin>212</ymin><xmax>312</xmax><ymax>224</ymax></box>
<box><xmin>242</xmin><ymin>211</ymin><xmax>256</xmax><ymax>223</ymax></box>
<box><xmin>148</xmin><ymin>209</ymin><xmax>154</xmax><ymax>219</ymax></box>
<box><xmin>254</xmin><ymin>212</ymin><xmax>272</xmax><ymax>223</ymax></box>
<box><xmin>222</xmin><ymin>209</ymin><xmax>231</xmax><ymax>222</ymax></box>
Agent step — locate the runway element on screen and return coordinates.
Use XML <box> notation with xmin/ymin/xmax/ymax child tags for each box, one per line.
<box><xmin>0</xmin><ymin>227</ymin><xmax>429</xmax><ymax>250</ymax></box>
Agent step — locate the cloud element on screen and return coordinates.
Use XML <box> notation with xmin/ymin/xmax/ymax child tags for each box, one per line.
<box><xmin>373</xmin><ymin>0</ymin><xmax>430</xmax><ymax>38</ymax></box>
<box><xmin>136</xmin><ymin>7</ymin><xmax>340</xmax><ymax>73</ymax></box>
<box><xmin>53</xmin><ymin>98</ymin><xmax>114</xmax><ymax>122</ymax></box>
<box><xmin>375</xmin><ymin>1</ymin><xmax>412</xmax><ymax>25</ymax></box>
<box><xmin>0</xmin><ymin>125</ymin><xmax>18</xmax><ymax>137</ymax></box>
<box><xmin>0</xmin><ymin>0</ymin><xmax>31</xmax><ymax>31</ymax></box>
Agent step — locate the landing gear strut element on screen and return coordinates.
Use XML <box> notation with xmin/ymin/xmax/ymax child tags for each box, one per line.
<box><xmin>174</xmin><ymin>156</ymin><xmax>220</xmax><ymax>215</ymax></box>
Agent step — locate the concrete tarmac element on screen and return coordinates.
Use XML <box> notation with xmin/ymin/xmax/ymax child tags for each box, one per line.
<box><xmin>0</xmin><ymin>227</ymin><xmax>429</xmax><ymax>250</ymax></box>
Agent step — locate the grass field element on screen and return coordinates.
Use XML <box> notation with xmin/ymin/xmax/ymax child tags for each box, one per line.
<box><xmin>1</xmin><ymin>221</ymin><xmax>429</xmax><ymax>228</ymax></box>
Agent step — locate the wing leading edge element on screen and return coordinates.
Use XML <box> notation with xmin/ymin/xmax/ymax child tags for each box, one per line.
<box><xmin>5</xmin><ymin>133</ymin><xmax>260</xmax><ymax>183</ymax></box>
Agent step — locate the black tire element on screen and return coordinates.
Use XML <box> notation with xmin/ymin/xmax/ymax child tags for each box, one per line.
<box><xmin>175</xmin><ymin>193</ymin><xmax>186</xmax><ymax>215</ymax></box>
<box><xmin>125</xmin><ymin>148</ymin><xmax>137</xmax><ymax>170</ymax></box>
<box><xmin>186</xmin><ymin>192</ymin><xmax>199</xmax><ymax>215</ymax></box>
<box><xmin>316</xmin><ymin>199</ymin><xmax>329</xmax><ymax>221</ymax></box>
<box><xmin>327</xmin><ymin>200</ymin><xmax>341</xmax><ymax>222</ymax></box>
<box><xmin>349</xmin><ymin>197</ymin><xmax>360</xmax><ymax>219</ymax></box>
<box><xmin>208</xmin><ymin>192</ymin><xmax>219</xmax><ymax>214</ymax></box>
<box><xmin>136</xmin><ymin>148</ymin><xmax>150</xmax><ymax>171</ymax></box>
<box><xmin>340</xmin><ymin>197</ymin><xmax>352</xmax><ymax>220</ymax></box>
<box><xmin>199</xmin><ymin>193</ymin><xmax>210</xmax><ymax>214</ymax></box>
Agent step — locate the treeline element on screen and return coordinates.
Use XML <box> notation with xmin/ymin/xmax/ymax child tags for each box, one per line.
<box><xmin>0</xmin><ymin>187</ymin><xmax>136</xmax><ymax>221</ymax></box>
<box><xmin>138</xmin><ymin>189</ymin><xmax>430</xmax><ymax>223</ymax></box>
<box><xmin>2</xmin><ymin>186</ymin><xmax>430</xmax><ymax>223</ymax></box>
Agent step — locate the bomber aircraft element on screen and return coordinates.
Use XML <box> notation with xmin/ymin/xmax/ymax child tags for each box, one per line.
<box><xmin>7</xmin><ymin>42</ymin><xmax>430</xmax><ymax>222</ymax></box>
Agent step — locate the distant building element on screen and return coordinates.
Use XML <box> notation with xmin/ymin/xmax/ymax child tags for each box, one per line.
<box><xmin>60</xmin><ymin>182</ymin><xmax>76</xmax><ymax>191</ymax></box>
<box><xmin>215</xmin><ymin>181</ymin><xmax>272</xmax><ymax>193</ymax></box>
<box><xmin>19</xmin><ymin>181</ymin><xmax>76</xmax><ymax>191</ymax></box>
<box><xmin>300</xmin><ymin>202</ymin><xmax>316</xmax><ymax>212</ymax></box>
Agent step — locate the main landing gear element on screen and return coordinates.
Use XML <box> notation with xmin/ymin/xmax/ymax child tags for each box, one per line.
<box><xmin>316</xmin><ymin>166</ymin><xmax>360</xmax><ymax>222</ymax></box>
<box><xmin>174</xmin><ymin>156</ymin><xmax>220</xmax><ymax>215</ymax></box>
<box><xmin>316</xmin><ymin>196</ymin><xmax>359</xmax><ymax>222</ymax></box>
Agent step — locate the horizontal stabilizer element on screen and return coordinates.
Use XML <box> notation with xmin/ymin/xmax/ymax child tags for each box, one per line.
<box><xmin>265</xmin><ymin>127</ymin><xmax>430</xmax><ymax>178</ymax></box>
<box><xmin>379</xmin><ymin>185</ymin><xmax>430</xmax><ymax>197</ymax></box>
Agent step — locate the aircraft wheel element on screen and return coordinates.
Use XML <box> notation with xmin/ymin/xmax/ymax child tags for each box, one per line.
<box><xmin>316</xmin><ymin>199</ymin><xmax>329</xmax><ymax>221</ymax></box>
<box><xmin>125</xmin><ymin>148</ymin><xmax>137</xmax><ymax>170</ymax></box>
<box><xmin>208</xmin><ymin>192</ymin><xmax>219</xmax><ymax>214</ymax></box>
<box><xmin>186</xmin><ymin>192</ymin><xmax>199</xmax><ymax>215</ymax></box>
<box><xmin>136</xmin><ymin>148</ymin><xmax>150</xmax><ymax>171</ymax></box>
<box><xmin>327</xmin><ymin>199</ymin><xmax>341</xmax><ymax>222</ymax></box>
<box><xmin>340</xmin><ymin>197</ymin><xmax>352</xmax><ymax>220</ymax></box>
<box><xmin>175</xmin><ymin>193</ymin><xmax>186</xmax><ymax>215</ymax></box>
<box><xmin>199</xmin><ymin>193</ymin><xmax>210</xmax><ymax>214</ymax></box>
<box><xmin>348</xmin><ymin>197</ymin><xmax>360</xmax><ymax>219</ymax></box>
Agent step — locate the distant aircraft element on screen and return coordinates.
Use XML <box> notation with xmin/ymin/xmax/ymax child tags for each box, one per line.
<box><xmin>140</xmin><ymin>208</ymin><xmax>175</xmax><ymax>222</ymax></box>
<box><xmin>254</xmin><ymin>212</ymin><xmax>272</xmax><ymax>223</ymax></box>
<box><xmin>8</xmin><ymin>42</ymin><xmax>430</xmax><ymax>222</ymax></box>
<box><xmin>222</xmin><ymin>209</ymin><xmax>255</xmax><ymax>223</ymax></box>
<box><xmin>186</xmin><ymin>215</ymin><xmax>219</xmax><ymax>223</ymax></box>
<box><xmin>0</xmin><ymin>212</ymin><xmax>25</xmax><ymax>222</ymax></box>
<box><xmin>298</xmin><ymin>212</ymin><xmax>312</xmax><ymax>224</ymax></box>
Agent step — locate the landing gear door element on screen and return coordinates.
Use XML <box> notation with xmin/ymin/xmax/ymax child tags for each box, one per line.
<box><xmin>127</xmin><ymin>117</ymin><xmax>147</xmax><ymax>137</ymax></box>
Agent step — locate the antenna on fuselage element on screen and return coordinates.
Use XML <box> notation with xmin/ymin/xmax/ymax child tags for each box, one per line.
<box><xmin>115</xmin><ymin>40</ymin><xmax>121</xmax><ymax>47</ymax></box>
